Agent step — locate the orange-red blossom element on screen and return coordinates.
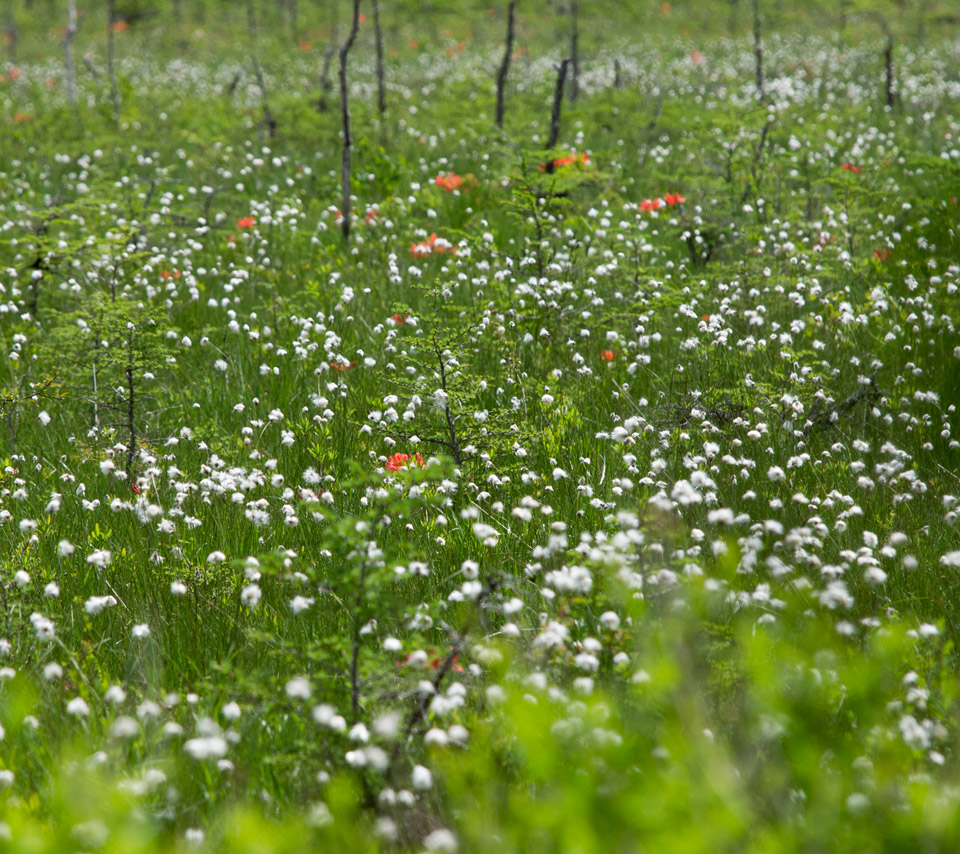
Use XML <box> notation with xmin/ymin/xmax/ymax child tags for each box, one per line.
<box><xmin>386</xmin><ymin>453</ymin><xmax>425</xmax><ymax>473</ymax></box>
<box><xmin>435</xmin><ymin>172</ymin><xmax>477</xmax><ymax>192</ymax></box>
<box><xmin>409</xmin><ymin>233</ymin><xmax>457</xmax><ymax>256</ymax></box>
<box><xmin>540</xmin><ymin>151</ymin><xmax>590</xmax><ymax>172</ymax></box>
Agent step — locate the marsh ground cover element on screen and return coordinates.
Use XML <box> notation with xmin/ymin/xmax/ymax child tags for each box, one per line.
<box><xmin>1</xmin><ymin>1</ymin><xmax>960</xmax><ymax>851</ymax></box>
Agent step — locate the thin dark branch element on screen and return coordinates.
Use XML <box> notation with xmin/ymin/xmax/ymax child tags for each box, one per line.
<box><xmin>372</xmin><ymin>0</ymin><xmax>386</xmax><ymax>118</ymax></box>
<box><xmin>547</xmin><ymin>58</ymin><xmax>571</xmax><ymax>150</ymax></box>
<box><xmin>339</xmin><ymin>0</ymin><xmax>361</xmax><ymax>241</ymax></box>
<box><xmin>495</xmin><ymin>0</ymin><xmax>516</xmax><ymax>128</ymax></box>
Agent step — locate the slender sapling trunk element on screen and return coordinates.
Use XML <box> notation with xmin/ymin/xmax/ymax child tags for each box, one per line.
<box><xmin>547</xmin><ymin>58</ymin><xmax>570</xmax><ymax>152</ymax></box>
<box><xmin>495</xmin><ymin>0</ymin><xmax>516</xmax><ymax>128</ymax></box>
<box><xmin>372</xmin><ymin>0</ymin><xmax>386</xmax><ymax>118</ymax></box>
<box><xmin>339</xmin><ymin>0</ymin><xmax>361</xmax><ymax>241</ymax></box>
<box><xmin>65</xmin><ymin>0</ymin><xmax>78</xmax><ymax>105</ymax></box>
<box><xmin>752</xmin><ymin>0</ymin><xmax>764</xmax><ymax>98</ymax></box>
<box><xmin>107</xmin><ymin>0</ymin><xmax>120</xmax><ymax>123</ymax></box>
<box><xmin>569</xmin><ymin>0</ymin><xmax>579</xmax><ymax>102</ymax></box>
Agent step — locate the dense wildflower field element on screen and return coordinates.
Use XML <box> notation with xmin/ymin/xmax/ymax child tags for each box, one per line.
<box><xmin>2</xmin><ymin>2</ymin><xmax>960</xmax><ymax>850</ymax></box>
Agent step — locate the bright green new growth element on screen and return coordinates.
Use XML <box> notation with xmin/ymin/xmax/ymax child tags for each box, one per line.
<box><xmin>0</xmin><ymin>1</ymin><xmax>959</xmax><ymax>852</ymax></box>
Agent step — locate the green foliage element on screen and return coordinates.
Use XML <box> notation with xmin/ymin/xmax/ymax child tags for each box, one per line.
<box><xmin>0</xmin><ymin>1</ymin><xmax>960</xmax><ymax>852</ymax></box>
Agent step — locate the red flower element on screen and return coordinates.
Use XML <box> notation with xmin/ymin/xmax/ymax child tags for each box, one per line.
<box><xmin>329</xmin><ymin>360</ymin><xmax>357</xmax><ymax>372</ymax></box>
<box><xmin>390</xmin><ymin>312</ymin><xmax>408</xmax><ymax>326</ymax></box>
<box><xmin>873</xmin><ymin>249</ymin><xmax>892</xmax><ymax>261</ymax></box>
<box><xmin>364</xmin><ymin>208</ymin><xmax>378</xmax><ymax>224</ymax></box>
<box><xmin>601</xmin><ymin>350</ymin><xmax>616</xmax><ymax>361</ymax></box>
<box><xmin>410</xmin><ymin>233</ymin><xmax>456</xmax><ymax>256</ymax></box>
<box><xmin>130</xmin><ymin>483</ymin><xmax>142</xmax><ymax>495</ymax></box>
<box><xmin>436</xmin><ymin>172</ymin><xmax>463</xmax><ymax>192</ymax></box>
<box><xmin>663</xmin><ymin>193</ymin><xmax>686</xmax><ymax>206</ymax></box>
<box><xmin>541</xmin><ymin>151</ymin><xmax>590</xmax><ymax>171</ymax></box>
<box><xmin>640</xmin><ymin>198</ymin><xmax>662</xmax><ymax>211</ymax></box>
<box><xmin>386</xmin><ymin>452</ymin><xmax>425</xmax><ymax>473</ymax></box>
<box><xmin>237</xmin><ymin>216</ymin><xmax>256</xmax><ymax>229</ymax></box>
<box><xmin>841</xmin><ymin>163</ymin><xmax>861</xmax><ymax>174</ymax></box>
<box><xmin>435</xmin><ymin>172</ymin><xmax>476</xmax><ymax>192</ymax></box>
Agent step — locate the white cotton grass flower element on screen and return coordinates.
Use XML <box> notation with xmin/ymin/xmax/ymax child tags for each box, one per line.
<box><xmin>131</xmin><ymin>624</ymin><xmax>151</xmax><ymax>639</ymax></box>
<box><xmin>184</xmin><ymin>736</ymin><xmax>228</xmax><ymax>760</ymax></box>
<box><xmin>44</xmin><ymin>582</ymin><xmax>60</xmax><ymax>598</ymax></box>
<box><xmin>104</xmin><ymin>686</ymin><xmax>126</xmax><ymax>704</ymax></box>
<box><xmin>38</xmin><ymin>410</ymin><xmax>51</xmax><ymax>426</ymax></box>
<box><xmin>86</xmin><ymin>550</ymin><xmax>112</xmax><ymax>568</ymax></box>
<box><xmin>171</xmin><ymin>580</ymin><xmax>188</xmax><ymax>595</ymax></box>
<box><xmin>85</xmin><ymin>596</ymin><xmax>117</xmax><ymax>615</ymax></box>
<box><xmin>206</xmin><ymin>550</ymin><xmax>226</xmax><ymax>565</ymax></box>
<box><xmin>423</xmin><ymin>828</ymin><xmax>458</xmax><ymax>852</ymax></box>
<box><xmin>472</xmin><ymin>522</ymin><xmax>499</xmax><ymax>546</ymax></box>
<box><xmin>411</xmin><ymin>764</ymin><xmax>433</xmax><ymax>790</ymax></box>
<box><xmin>221</xmin><ymin>702</ymin><xmax>242</xmax><ymax>721</ymax></box>
<box><xmin>137</xmin><ymin>700</ymin><xmax>161</xmax><ymax>720</ymax></box>
<box><xmin>66</xmin><ymin>697</ymin><xmax>90</xmax><ymax>717</ymax></box>
<box><xmin>373</xmin><ymin>711</ymin><xmax>401</xmax><ymax>740</ymax></box>
<box><xmin>58</xmin><ymin>540</ymin><xmax>75</xmax><ymax>557</ymax></box>
<box><xmin>241</xmin><ymin>584</ymin><xmax>262</xmax><ymax>609</ymax></box>
<box><xmin>290</xmin><ymin>596</ymin><xmax>314</xmax><ymax>614</ymax></box>
<box><xmin>285</xmin><ymin>677</ymin><xmax>312</xmax><ymax>700</ymax></box>
<box><xmin>599</xmin><ymin>611</ymin><xmax>621</xmax><ymax>630</ymax></box>
<box><xmin>111</xmin><ymin>716</ymin><xmax>139</xmax><ymax>739</ymax></box>
<box><xmin>29</xmin><ymin>613</ymin><xmax>55</xmax><ymax>639</ymax></box>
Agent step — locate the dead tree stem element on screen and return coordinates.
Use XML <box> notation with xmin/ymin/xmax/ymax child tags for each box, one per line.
<box><xmin>339</xmin><ymin>0</ymin><xmax>361</xmax><ymax>241</ymax></box>
<box><xmin>495</xmin><ymin>0</ymin><xmax>516</xmax><ymax>128</ymax></box>
<box><xmin>107</xmin><ymin>0</ymin><xmax>120</xmax><ymax>123</ymax></box>
<box><xmin>65</xmin><ymin>0</ymin><xmax>78</xmax><ymax>105</ymax></box>
<box><xmin>548</xmin><ymin>58</ymin><xmax>570</xmax><ymax>150</ymax></box>
<box><xmin>372</xmin><ymin>0</ymin><xmax>386</xmax><ymax>118</ymax></box>
<box><xmin>752</xmin><ymin>0</ymin><xmax>764</xmax><ymax>98</ymax></box>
